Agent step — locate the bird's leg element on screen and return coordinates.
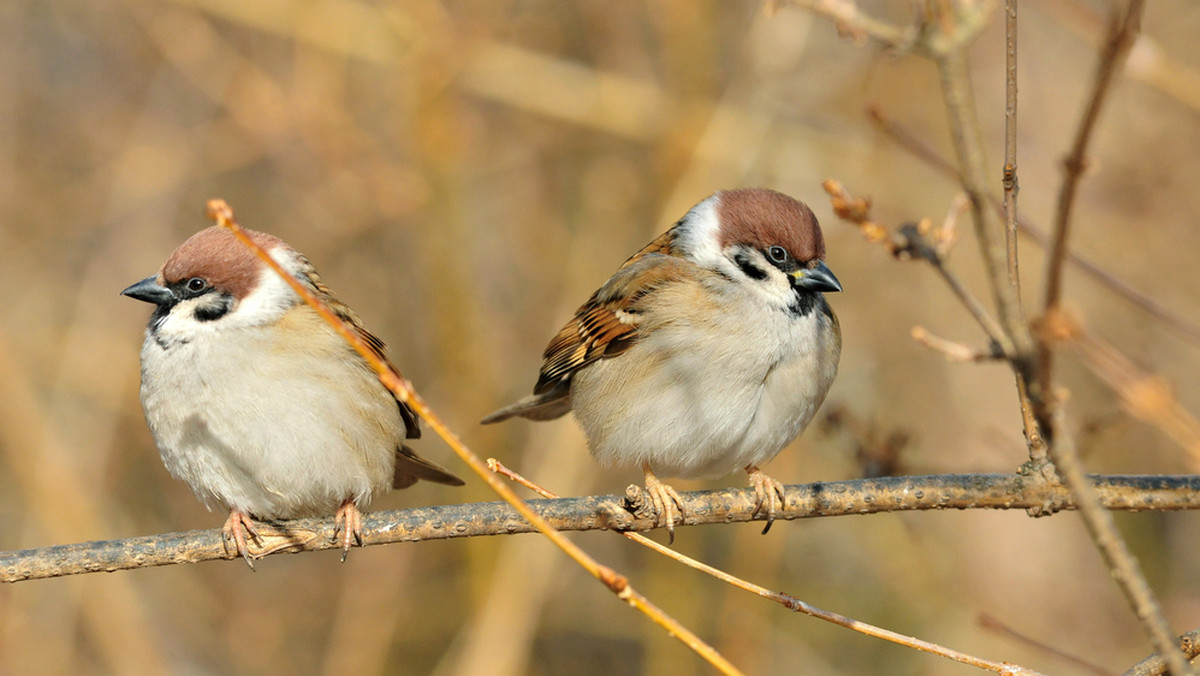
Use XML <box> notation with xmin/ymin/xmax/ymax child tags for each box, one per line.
<box><xmin>746</xmin><ymin>465</ymin><xmax>786</xmax><ymax>534</ymax></box>
<box><xmin>642</xmin><ymin>462</ymin><xmax>684</xmax><ymax>545</ymax></box>
<box><xmin>334</xmin><ymin>499</ymin><xmax>364</xmax><ymax>562</ymax></box>
<box><xmin>222</xmin><ymin>509</ymin><xmax>261</xmax><ymax>570</ymax></box>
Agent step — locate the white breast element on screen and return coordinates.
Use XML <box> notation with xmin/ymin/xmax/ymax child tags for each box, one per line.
<box><xmin>138</xmin><ymin>307</ymin><xmax>399</xmax><ymax>518</ymax></box>
<box><xmin>569</xmin><ymin>276</ymin><xmax>840</xmax><ymax>479</ymax></box>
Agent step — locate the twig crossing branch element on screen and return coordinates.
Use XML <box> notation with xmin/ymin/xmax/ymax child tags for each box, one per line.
<box><xmin>4</xmin><ymin>473</ymin><xmax>1198</xmax><ymax>583</ymax></box>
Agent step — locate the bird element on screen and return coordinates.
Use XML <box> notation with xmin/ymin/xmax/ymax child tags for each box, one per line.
<box><xmin>482</xmin><ymin>188</ymin><xmax>841</xmax><ymax>541</ymax></box>
<box><xmin>122</xmin><ymin>225</ymin><xmax>464</xmax><ymax>566</ymax></box>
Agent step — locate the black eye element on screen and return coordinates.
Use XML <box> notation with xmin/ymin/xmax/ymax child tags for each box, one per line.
<box><xmin>767</xmin><ymin>246</ymin><xmax>788</xmax><ymax>263</ymax></box>
<box><xmin>185</xmin><ymin>277</ymin><xmax>208</xmax><ymax>293</ymax></box>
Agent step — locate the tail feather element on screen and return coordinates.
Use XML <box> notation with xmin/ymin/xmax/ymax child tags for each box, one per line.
<box><xmin>480</xmin><ymin>390</ymin><xmax>572</xmax><ymax>425</ymax></box>
<box><xmin>393</xmin><ymin>445</ymin><xmax>465</xmax><ymax>488</ymax></box>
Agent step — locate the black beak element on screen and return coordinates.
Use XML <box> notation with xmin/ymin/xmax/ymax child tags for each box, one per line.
<box><xmin>121</xmin><ymin>276</ymin><xmax>174</xmax><ymax>305</ymax></box>
<box><xmin>791</xmin><ymin>260</ymin><xmax>842</xmax><ymax>293</ymax></box>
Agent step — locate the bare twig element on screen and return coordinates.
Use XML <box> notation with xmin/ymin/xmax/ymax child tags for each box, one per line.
<box><xmin>786</xmin><ymin>0</ymin><xmax>995</xmax><ymax>57</ymax></box>
<box><xmin>938</xmin><ymin>192</ymin><xmax>969</xmax><ymax>256</ymax></box>
<box><xmin>1002</xmin><ymin>0</ymin><xmax>1021</xmax><ymax>293</ymax></box>
<box><xmin>1043</xmin><ymin>413</ymin><xmax>1193</xmax><ymax>676</ymax></box>
<box><xmin>491</xmin><ymin>461</ymin><xmax>1048</xmax><ymax>676</ymax></box>
<box><xmin>800</xmin><ymin>4</ymin><xmax>1189</xmax><ymax>674</ymax></box>
<box><xmin>783</xmin><ymin>0</ymin><xmax>919</xmax><ymax>50</ymax></box>
<box><xmin>935</xmin><ymin>46</ymin><xmax>1027</xmax><ymax>360</ymax></box>
<box><xmin>1042</xmin><ymin>312</ymin><xmax>1200</xmax><ymax>466</ymax></box>
<box><xmin>5</xmin><ymin>474</ymin><xmax>1199</xmax><ymax>583</ymax></box>
<box><xmin>1014</xmin><ymin>3</ymin><xmax>1185</xmax><ymax>670</ymax></box>
<box><xmin>866</xmin><ymin>105</ymin><xmax>1200</xmax><ymax>472</ymax></box>
<box><xmin>867</xmin><ymin>107</ymin><xmax>1200</xmax><ymax>346</ymax></box>
<box><xmin>205</xmin><ymin>200</ymin><xmax>742</xmax><ymax>676</ymax></box>
<box><xmin>911</xmin><ymin>326</ymin><xmax>1003</xmax><ymax>363</ymax></box>
<box><xmin>929</xmin><ymin>36</ymin><xmax>1053</xmax><ymax>488</ymax></box>
<box><xmin>1038</xmin><ymin>0</ymin><xmax>1146</xmax><ymax>395</ymax></box>
<box><xmin>1000</xmin><ymin>0</ymin><xmax>1051</xmax><ymax>473</ymax></box>
<box><xmin>1124</xmin><ymin>629</ymin><xmax>1200</xmax><ymax>676</ymax></box>
<box><xmin>823</xmin><ymin>179</ymin><xmax>1007</xmax><ymax>349</ymax></box>
<box><xmin>978</xmin><ymin>614</ymin><xmax>1113</xmax><ymax>676</ymax></box>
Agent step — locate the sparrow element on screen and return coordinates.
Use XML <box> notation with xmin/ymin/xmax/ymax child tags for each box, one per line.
<box><xmin>483</xmin><ymin>188</ymin><xmax>841</xmax><ymax>540</ymax></box>
<box><xmin>122</xmin><ymin>226</ymin><xmax>464</xmax><ymax>566</ymax></box>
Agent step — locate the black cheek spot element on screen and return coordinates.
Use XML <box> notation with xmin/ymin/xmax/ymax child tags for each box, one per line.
<box><xmin>734</xmin><ymin>252</ymin><xmax>768</xmax><ymax>281</ymax></box>
<box><xmin>194</xmin><ymin>296</ymin><xmax>234</xmax><ymax>322</ymax></box>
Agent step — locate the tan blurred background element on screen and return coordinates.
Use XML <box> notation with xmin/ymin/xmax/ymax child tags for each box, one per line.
<box><xmin>1</xmin><ymin>1</ymin><xmax>1199</xmax><ymax>674</ymax></box>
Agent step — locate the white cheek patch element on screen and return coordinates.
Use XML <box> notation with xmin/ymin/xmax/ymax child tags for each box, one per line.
<box><xmin>674</xmin><ymin>194</ymin><xmax>724</xmax><ymax>269</ymax></box>
<box><xmin>223</xmin><ymin>247</ymin><xmax>301</xmax><ymax>328</ymax></box>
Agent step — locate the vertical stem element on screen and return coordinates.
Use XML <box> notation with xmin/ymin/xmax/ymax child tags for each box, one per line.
<box><xmin>1003</xmin><ymin>0</ymin><xmax>1021</xmax><ymax>297</ymax></box>
<box><xmin>1037</xmin><ymin>0</ymin><xmax>1145</xmax><ymax>396</ymax></box>
<box><xmin>1046</xmin><ymin>414</ymin><xmax>1194</xmax><ymax>676</ymax></box>
<box><xmin>936</xmin><ymin>51</ymin><xmax>1026</xmax><ymax>359</ymax></box>
<box><xmin>1002</xmin><ymin>0</ymin><xmax>1051</xmax><ymax>470</ymax></box>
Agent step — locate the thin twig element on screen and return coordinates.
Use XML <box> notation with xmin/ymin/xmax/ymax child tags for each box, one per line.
<box><xmin>204</xmin><ymin>200</ymin><xmax>742</xmax><ymax>676</ymax></box>
<box><xmin>1015</xmin><ymin>3</ymin><xmax>1186</xmax><ymax>670</ymax></box>
<box><xmin>783</xmin><ymin>0</ymin><xmax>919</xmax><ymax>50</ymax></box>
<box><xmin>931</xmin><ymin>39</ymin><xmax>1051</xmax><ymax>483</ymax></box>
<box><xmin>1000</xmin><ymin>0</ymin><xmax>1050</xmax><ymax>472</ymax></box>
<box><xmin>822</xmin><ymin>179</ymin><xmax>1008</xmax><ymax>349</ymax></box>
<box><xmin>1042</xmin><ymin>410</ymin><xmax>1193</xmax><ymax>676</ymax></box>
<box><xmin>4</xmin><ymin>474</ymin><xmax>1199</xmax><ymax>582</ymax></box>
<box><xmin>1038</xmin><ymin>0</ymin><xmax>1146</xmax><ymax>397</ymax></box>
<box><xmin>1124</xmin><ymin>629</ymin><xmax>1200</xmax><ymax>676</ymax></box>
<box><xmin>911</xmin><ymin>326</ymin><xmax>1003</xmax><ymax>362</ymax></box>
<box><xmin>935</xmin><ymin>48</ymin><xmax>1025</xmax><ymax>360</ymax></box>
<box><xmin>867</xmin><ymin>106</ymin><xmax>1200</xmax><ymax>346</ymax></box>
<box><xmin>1002</xmin><ymin>0</ymin><xmax>1021</xmax><ymax>293</ymax></box>
<box><xmin>489</xmin><ymin>461</ymin><xmax>1048</xmax><ymax>676</ymax></box>
<box><xmin>1055</xmin><ymin>318</ymin><xmax>1200</xmax><ymax>466</ymax></box>
<box><xmin>786</xmin><ymin>0</ymin><xmax>995</xmax><ymax>57</ymax></box>
<box><xmin>978</xmin><ymin>614</ymin><xmax>1114</xmax><ymax>676</ymax></box>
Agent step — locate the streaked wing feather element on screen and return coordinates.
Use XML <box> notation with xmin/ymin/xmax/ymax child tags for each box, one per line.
<box><xmin>533</xmin><ymin>249</ymin><xmax>691</xmax><ymax>394</ymax></box>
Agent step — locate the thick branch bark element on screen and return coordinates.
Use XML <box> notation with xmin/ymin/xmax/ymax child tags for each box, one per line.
<box><xmin>3</xmin><ymin>473</ymin><xmax>1198</xmax><ymax>582</ymax></box>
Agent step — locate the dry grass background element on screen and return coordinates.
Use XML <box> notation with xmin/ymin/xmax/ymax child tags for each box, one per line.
<box><xmin>1</xmin><ymin>1</ymin><xmax>1199</xmax><ymax>674</ymax></box>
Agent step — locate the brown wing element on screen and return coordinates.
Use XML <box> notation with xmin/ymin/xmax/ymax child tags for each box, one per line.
<box><xmin>304</xmin><ymin>258</ymin><xmax>423</xmax><ymax>440</ymax></box>
<box><xmin>479</xmin><ymin>227</ymin><xmax>686</xmax><ymax>425</ymax></box>
<box><xmin>533</xmin><ymin>238</ymin><xmax>691</xmax><ymax>395</ymax></box>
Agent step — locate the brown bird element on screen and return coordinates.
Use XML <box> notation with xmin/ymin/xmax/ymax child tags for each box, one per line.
<box><xmin>123</xmin><ymin>226</ymin><xmax>463</xmax><ymax>566</ymax></box>
<box><xmin>484</xmin><ymin>188</ymin><xmax>841</xmax><ymax>540</ymax></box>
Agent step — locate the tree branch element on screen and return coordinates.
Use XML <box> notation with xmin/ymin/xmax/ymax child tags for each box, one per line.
<box><xmin>4</xmin><ymin>473</ymin><xmax>1198</xmax><ymax>583</ymax></box>
<box><xmin>867</xmin><ymin>106</ymin><xmax>1200</xmax><ymax>346</ymax></box>
<box><xmin>1038</xmin><ymin>0</ymin><xmax>1146</xmax><ymax>400</ymax></box>
<box><xmin>1125</xmin><ymin>629</ymin><xmax>1200</xmax><ymax>676</ymax></box>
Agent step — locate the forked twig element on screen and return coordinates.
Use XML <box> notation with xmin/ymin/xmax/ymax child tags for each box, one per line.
<box><xmin>866</xmin><ymin>107</ymin><xmax>1200</xmax><ymax>346</ymax></box>
<box><xmin>822</xmin><ymin>179</ymin><xmax>1007</xmax><ymax>350</ymax></box>
<box><xmin>799</xmin><ymin>3</ymin><xmax>1191</xmax><ymax>672</ymax></box>
<box><xmin>206</xmin><ymin>199</ymin><xmax>743</xmax><ymax>676</ymax></box>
